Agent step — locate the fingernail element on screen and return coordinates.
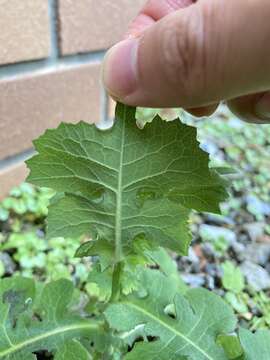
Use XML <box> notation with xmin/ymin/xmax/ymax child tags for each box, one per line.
<box><xmin>102</xmin><ymin>38</ymin><xmax>139</xmax><ymax>99</ymax></box>
<box><xmin>255</xmin><ymin>94</ymin><xmax>270</xmax><ymax>119</ymax></box>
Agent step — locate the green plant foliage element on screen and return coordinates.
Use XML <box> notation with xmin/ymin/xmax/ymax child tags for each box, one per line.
<box><xmin>0</xmin><ymin>183</ymin><xmax>52</xmax><ymax>222</ymax></box>
<box><xmin>0</xmin><ymin>232</ymin><xmax>90</xmax><ymax>281</ymax></box>
<box><xmin>189</xmin><ymin>107</ymin><xmax>270</xmax><ymax>215</ymax></box>
<box><xmin>239</xmin><ymin>328</ymin><xmax>270</xmax><ymax>359</ymax></box>
<box><xmin>0</xmin><ymin>268</ymin><xmax>269</xmax><ymax>359</ymax></box>
<box><xmin>26</xmin><ymin>103</ymin><xmax>227</xmax><ymax>268</ymax></box>
<box><xmin>199</xmin><ymin>226</ymin><xmax>230</xmax><ymax>256</ymax></box>
<box><xmin>220</xmin><ymin>263</ymin><xmax>270</xmax><ymax>326</ymax></box>
<box><xmin>54</xmin><ymin>340</ymin><xmax>91</xmax><ymax>360</ymax></box>
<box><xmin>222</xmin><ymin>261</ymin><xmax>245</xmax><ymax>293</ymax></box>
<box><xmin>145</xmin><ymin>247</ymin><xmax>188</xmax><ymax>293</ymax></box>
<box><xmin>6</xmin><ymin>102</ymin><xmax>267</xmax><ymax>359</ymax></box>
<box><xmin>224</xmin><ymin>292</ymin><xmax>249</xmax><ymax>317</ymax></box>
<box><xmin>0</xmin><ymin>277</ymin><xmax>102</xmax><ymax>359</ymax></box>
<box><xmin>217</xmin><ymin>335</ymin><xmax>244</xmax><ymax>360</ymax></box>
<box><xmin>105</xmin><ymin>269</ymin><xmax>237</xmax><ymax>360</ymax></box>
<box><xmin>86</xmin><ymin>247</ymin><xmax>186</xmax><ymax>304</ymax></box>
<box><xmin>250</xmin><ymin>291</ymin><xmax>270</xmax><ymax>331</ymax></box>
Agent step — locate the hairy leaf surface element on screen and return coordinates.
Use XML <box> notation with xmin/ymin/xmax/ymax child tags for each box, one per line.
<box><xmin>105</xmin><ymin>269</ymin><xmax>237</xmax><ymax>360</ymax></box>
<box><xmin>0</xmin><ymin>277</ymin><xmax>101</xmax><ymax>359</ymax></box>
<box><xmin>27</xmin><ymin>103</ymin><xmax>227</xmax><ymax>262</ymax></box>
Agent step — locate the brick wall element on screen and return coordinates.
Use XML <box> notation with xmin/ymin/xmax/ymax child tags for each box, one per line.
<box><xmin>0</xmin><ymin>0</ymin><xmax>145</xmax><ymax>199</ymax></box>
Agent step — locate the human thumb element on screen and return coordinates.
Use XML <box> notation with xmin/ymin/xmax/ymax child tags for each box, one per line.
<box><xmin>103</xmin><ymin>0</ymin><xmax>270</xmax><ymax>108</ymax></box>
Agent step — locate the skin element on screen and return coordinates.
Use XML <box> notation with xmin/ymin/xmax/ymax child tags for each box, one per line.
<box><xmin>102</xmin><ymin>0</ymin><xmax>270</xmax><ymax>123</ymax></box>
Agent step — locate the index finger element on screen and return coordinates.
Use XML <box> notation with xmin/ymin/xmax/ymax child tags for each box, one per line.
<box><xmin>126</xmin><ymin>0</ymin><xmax>196</xmax><ymax>38</ymax></box>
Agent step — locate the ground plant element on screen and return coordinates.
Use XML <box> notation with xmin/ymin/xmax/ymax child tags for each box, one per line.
<box><xmin>0</xmin><ymin>103</ymin><xmax>269</xmax><ymax>359</ymax></box>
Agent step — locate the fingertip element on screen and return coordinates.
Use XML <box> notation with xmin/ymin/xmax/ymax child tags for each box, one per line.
<box><xmin>255</xmin><ymin>93</ymin><xmax>270</xmax><ymax>122</ymax></box>
<box><xmin>227</xmin><ymin>93</ymin><xmax>270</xmax><ymax>124</ymax></box>
<box><xmin>102</xmin><ymin>39</ymin><xmax>139</xmax><ymax>101</ymax></box>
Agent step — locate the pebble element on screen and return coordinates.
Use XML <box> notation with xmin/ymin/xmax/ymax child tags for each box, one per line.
<box><xmin>246</xmin><ymin>195</ymin><xmax>270</xmax><ymax>216</ymax></box>
<box><xmin>199</xmin><ymin>224</ymin><xmax>237</xmax><ymax>245</ymax></box>
<box><xmin>245</xmin><ymin>243</ymin><xmax>270</xmax><ymax>266</ymax></box>
<box><xmin>205</xmin><ymin>263</ymin><xmax>222</xmax><ymax>279</ymax></box>
<box><xmin>201</xmin><ymin>243</ymin><xmax>216</xmax><ymax>260</ymax></box>
<box><xmin>0</xmin><ymin>252</ymin><xmax>16</xmax><ymax>275</ymax></box>
<box><xmin>243</xmin><ymin>222</ymin><xmax>265</xmax><ymax>242</ymax></box>
<box><xmin>241</xmin><ymin>261</ymin><xmax>270</xmax><ymax>291</ymax></box>
<box><xmin>178</xmin><ymin>247</ymin><xmax>201</xmax><ymax>274</ymax></box>
<box><xmin>230</xmin><ymin>241</ymin><xmax>246</xmax><ymax>259</ymax></box>
<box><xmin>204</xmin><ymin>214</ymin><xmax>235</xmax><ymax>226</ymax></box>
<box><xmin>182</xmin><ymin>274</ymin><xmax>205</xmax><ymax>288</ymax></box>
<box><xmin>205</xmin><ymin>275</ymin><xmax>215</xmax><ymax>290</ymax></box>
<box><xmin>187</xmin><ymin>247</ymin><xmax>200</xmax><ymax>264</ymax></box>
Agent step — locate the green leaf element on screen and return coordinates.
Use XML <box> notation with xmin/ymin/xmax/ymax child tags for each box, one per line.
<box><xmin>222</xmin><ymin>261</ymin><xmax>245</xmax><ymax>294</ymax></box>
<box><xmin>217</xmin><ymin>334</ymin><xmax>244</xmax><ymax>359</ymax></box>
<box><xmin>224</xmin><ymin>292</ymin><xmax>248</xmax><ymax>314</ymax></box>
<box><xmin>145</xmin><ymin>247</ymin><xmax>188</xmax><ymax>293</ymax></box>
<box><xmin>239</xmin><ymin>328</ymin><xmax>270</xmax><ymax>359</ymax></box>
<box><xmin>54</xmin><ymin>340</ymin><xmax>90</xmax><ymax>360</ymax></box>
<box><xmin>87</xmin><ymin>263</ymin><xmax>112</xmax><ymax>302</ymax></box>
<box><xmin>0</xmin><ymin>277</ymin><xmax>102</xmax><ymax>359</ymax></box>
<box><xmin>26</xmin><ymin>103</ymin><xmax>227</xmax><ymax>263</ymax></box>
<box><xmin>105</xmin><ymin>269</ymin><xmax>237</xmax><ymax>360</ymax></box>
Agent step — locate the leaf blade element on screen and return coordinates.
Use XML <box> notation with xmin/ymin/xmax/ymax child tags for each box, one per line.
<box><xmin>105</xmin><ymin>269</ymin><xmax>237</xmax><ymax>360</ymax></box>
<box><xmin>26</xmin><ymin>103</ymin><xmax>228</xmax><ymax>262</ymax></box>
<box><xmin>0</xmin><ymin>278</ymin><xmax>102</xmax><ymax>359</ymax></box>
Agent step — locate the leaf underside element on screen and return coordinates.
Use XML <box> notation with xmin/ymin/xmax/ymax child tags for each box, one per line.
<box><xmin>26</xmin><ymin>103</ymin><xmax>228</xmax><ymax>264</ymax></box>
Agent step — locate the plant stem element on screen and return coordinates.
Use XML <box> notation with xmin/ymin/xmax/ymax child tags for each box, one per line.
<box><xmin>110</xmin><ymin>261</ymin><xmax>124</xmax><ymax>302</ymax></box>
<box><xmin>111</xmin><ymin>108</ymin><xmax>127</xmax><ymax>302</ymax></box>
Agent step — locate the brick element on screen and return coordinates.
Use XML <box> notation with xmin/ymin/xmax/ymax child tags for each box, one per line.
<box><xmin>0</xmin><ymin>163</ymin><xmax>28</xmax><ymax>200</ymax></box>
<box><xmin>58</xmin><ymin>0</ymin><xmax>145</xmax><ymax>55</ymax></box>
<box><xmin>0</xmin><ymin>63</ymin><xmax>101</xmax><ymax>160</ymax></box>
<box><xmin>0</xmin><ymin>0</ymin><xmax>50</xmax><ymax>65</ymax></box>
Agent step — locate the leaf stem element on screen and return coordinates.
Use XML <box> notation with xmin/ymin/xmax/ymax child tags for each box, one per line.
<box><xmin>110</xmin><ymin>261</ymin><xmax>124</xmax><ymax>302</ymax></box>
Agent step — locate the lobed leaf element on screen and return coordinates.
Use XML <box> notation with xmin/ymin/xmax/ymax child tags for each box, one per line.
<box><xmin>26</xmin><ymin>103</ymin><xmax>228</xmax><ymax>265</ymax></box>
<box><xmin>105</xmin><ymin>269</ymin><xmax>237</xmax><ymax>360</ymax></box>
<box><xmin>0</xmin><ymin>277</ymin><xmax>102</xmax><ymax>359</ymax></box>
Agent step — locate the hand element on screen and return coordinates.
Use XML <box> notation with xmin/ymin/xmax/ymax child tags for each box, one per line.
<box><xmin>102</xmin><ymin>0</ymin><xmax>270</xmax><ymax>123</ymax></box>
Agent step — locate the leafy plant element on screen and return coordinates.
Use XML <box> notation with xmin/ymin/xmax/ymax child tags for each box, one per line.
<box><xmin>186</xmin><ymin>107</ymin><xmax>270</xmax><ymax>216</ymax></box>
<box><xmin>0</xmin><ymin>183</ymin><xmax>52</xmax><ymax>224</ymax></box>
<box><xmin>250</xmin><ymin>291</ymin><xmax>270</xmax><ymax>331</ymax></box>
<box><xmin>0</xmin><ymin>277</ymin><xmax>102</xmax><ymax>359</ymax></box>
<box><xmin>0</xmin><ymin>232</ymin><xmax>90</xmax><ymax>282</ymax></box>
<box><xmin>221</xmin><ymin>261</ymin><xmax>249</xmax><ymax>317</ymax></box>
<box><xmin>221</xmin><ymin>262</ymin><xmax>270</xmax><ymax>329</ymax></box>
<box><xmin>0</xmin><ymin>103</ymin><xmax>269</xmax><ymax>359</ymax></box>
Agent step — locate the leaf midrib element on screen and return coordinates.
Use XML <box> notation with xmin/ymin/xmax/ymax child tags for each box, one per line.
<box><xmin>124</xmin><ymin>301</ymin><xmax>214</xmax><ymax>360</ymax></box>
<box><xmin>114</xmin><ymin>109</ymin><xmax>126</xmax><ymax>262</ymax></box>
<box><xmin>0</xmin><ymin>321</ymin><xmax>99</xmax><ymax>358</ymax></box>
